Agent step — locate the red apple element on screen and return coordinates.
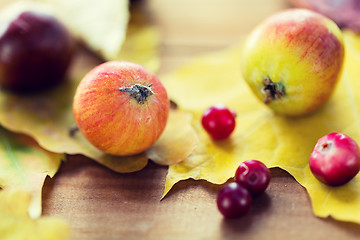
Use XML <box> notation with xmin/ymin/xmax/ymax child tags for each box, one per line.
<box><xmin>0</xmin><ymin>11</ymin><xmax>75</xmax><ymax>93</ymax></box>
<box><xmin>309</xmin><ymin>132</ymin><xmax>360</xmax><ymax>186</ymax></box>
<box><xmin>73</xmin><ymin>61</ymin><xmax>170</xmax><ymax>156</ymax></box>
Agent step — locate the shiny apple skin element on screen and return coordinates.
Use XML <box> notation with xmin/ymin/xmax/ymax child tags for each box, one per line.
<box><xmin>309</xmin><ymin>132</ymin><xmax>360</xmax><ymax>186</ymax></box>
<box><xmin>242</xmin><ymin>9</ymin><xmax>344</xmax><ymax>116</ymax></box>
<box><xmin>73</xmin><ymin>61</ymin><xmax>170</xmax><ymax>156</ymax></box>
<box><xmin>0</xmin><ymin>11</ymin><xmax>75</xmax><ymax>93</ymax></box>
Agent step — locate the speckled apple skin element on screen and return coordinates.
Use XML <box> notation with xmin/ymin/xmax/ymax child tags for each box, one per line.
<box><xmin>73</xmin><ymin>61</ymin><xmax>169</xmax><ymax>156</ymax></box>
<box><xmin>242</xmin><ymin>9</ymin><xmax>344</xmax><ymax>116</ymax></box>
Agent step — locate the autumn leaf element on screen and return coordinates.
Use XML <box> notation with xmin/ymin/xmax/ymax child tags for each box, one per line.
<box><xmin>161</xmin><ymin>31</ymin><xmax>360</xmax><ymax>223</ymax></box>
<box><xmin>0</xmin><ymin>49</ymin><xmax>149</xmax><ymax>173</ymax></box>
<box><xmin>39</xmin><ymin>0</ymin><xmax>130</xmax><ymax>61</ymax></box>
<box><xmin>147</xmin><ymin>109</ymin><xmax>199</xmax><ymax>166</ymax></box>
<box><xmin>0</xmin><ymin>189</ymin><xmax>70</xmax><ymax>240</ymax></box>
<box><xmin>0</xmin><ymin>0</ymin><xmax>196</xmax><ymax>172</ymax></box>
<box><xmin>40</xmin><ymin>0</ymin><xmax>160</xmax><ymax>72</ymax></box>
<box><xmin>0</xmin><ymin>0</ymin><xmax>158</xmax><ymax>73</ymax></box>
<box><xmin>0</xmin><ymin>61</ymin><xmax>197</xmax><ymax>172</ymax></box>
<box><xmin>0</xmin><ymin>0</ymin><xmax>197</xmax><ymax>172</ymax></box>
<box><xmin>0</xmin><ymin>128</ymin><xmax>63</xmax><ymax>219</ymax></box>
<box><xmin>117</xmin><ymin>0</ymin><xmax>161</xmax><ymax>73</ymax></box>
<box><xmin>3</xmin><ymin>64</ymin><xmax>198</xmax><ymax>166</ymax></box>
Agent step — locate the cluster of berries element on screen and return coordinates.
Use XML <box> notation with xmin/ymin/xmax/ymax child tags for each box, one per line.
<box><xmin>202</xmin><ymin>105</ymin><xmax>360</xmax><ymax>218</ymax></box>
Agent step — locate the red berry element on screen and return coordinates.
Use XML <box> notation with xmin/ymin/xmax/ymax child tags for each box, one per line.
<box><xmin>217</xmin><ymin>182</ymin><xmax>252</xmax><ymax>218</ymax></box>
<box><xmin>309</xmin><ymin>132</ymin><xmax>360</xmax><ymax>186</ymax></box>
<box><xmin>235</xmin><ymin>160</ymin><xmax>270</xmax><ymax>196</ymax></box>
<box><xmin>201</xmin><ymin>104</ymin><xmax>236</xmax><ymax>140</ymax></box>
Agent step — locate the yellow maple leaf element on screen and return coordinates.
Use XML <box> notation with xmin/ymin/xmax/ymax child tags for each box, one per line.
<box><xmin>0</xmin><ymin>189</ymin><xmax>69</xmax><ymax>240</ymax></box>
<box><xmin>161</xmin><ymin>31</ymin><xmax>360</xmax><ymax>223</ymax></box>
<box><xmin>0</xmin><ymin>128</ymin><xmax>63</xmax><ymax>219</ymax></box>
<box><xmin>0</xmin><ymin>76</ymin><xmax>197</xmax><ymax>172</ymax></box>
<box><xmin>0</xmin><ymin>0</ymin><xmax>195</xmax><ymax>171</ymax></box>
<box><xmin>117</xmin><ymin>0</ymin><xmax>161</xmax><ymax>73</ymax></box>
<box><xmin>147</xmin><ymin>109</ymin><xmax>199</xmax><ymax>166</ymax></box>
<box><xmin>0</xmin><ymin>0</ymin><xmax>158</xmax><ymax>73</ymax></box>
<box><xmin>40</xmin><ymin>0</ymin><xmax>130</xmax><ymax>61</ymax></box>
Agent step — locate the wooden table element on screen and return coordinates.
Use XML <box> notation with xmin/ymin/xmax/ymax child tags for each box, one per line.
<box><xmin>42</xmin><ymin>0</ymin><xmax>360</xmax><ymax>239</ymax></box>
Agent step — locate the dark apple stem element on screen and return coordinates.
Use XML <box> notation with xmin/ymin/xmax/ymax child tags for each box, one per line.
<box><xmin>263</xmin><ymin>77</ymin><xmax>285</xmax><ymax>104</ymax></box>
<box><xmin>119</xmin><ymin>83</ymin><xmax>154</xmax><ymax>104</ymax></box>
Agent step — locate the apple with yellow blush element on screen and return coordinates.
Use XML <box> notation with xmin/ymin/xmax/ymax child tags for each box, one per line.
<box><xmin>241</xmin><ymin>9</ymin><xmax>344</xmax><ymax>116</ymax></box>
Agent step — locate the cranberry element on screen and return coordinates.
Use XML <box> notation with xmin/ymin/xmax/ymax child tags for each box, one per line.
<box><xmin>309</xmin><ymin>132</ymin><xmax>360</xmax><ymax>186</ymax></box>
<box><xmin>217</xmin><ymin>182</ymin><xmax>252</xmax><ymax>218</ymax></box>
<box><xmin>201</xmin><ymin>104</ymin><xmax>236</xmax><ymax>140</ymax></box>
<box><xmin>235</xmin><ymin>160</ymin><xmax>270</xmax><ymax>196</ymax></box>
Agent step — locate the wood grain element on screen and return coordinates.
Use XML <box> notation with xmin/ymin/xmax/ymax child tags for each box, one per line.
<box><xmin>42</xmin><ymin>0</ymin><xmax>360</xmax><ymax>239</ymax></box>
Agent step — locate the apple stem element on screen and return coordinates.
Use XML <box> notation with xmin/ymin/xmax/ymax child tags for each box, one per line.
<box><xmin>119</xmin><ymin>83</ymin><xmax>154</xmax><ymax>104</ymax></box>
<box><xmin>263</xmin><ymin>77</ymin><xmax>285</xmax><ymax>104</ymax></box>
